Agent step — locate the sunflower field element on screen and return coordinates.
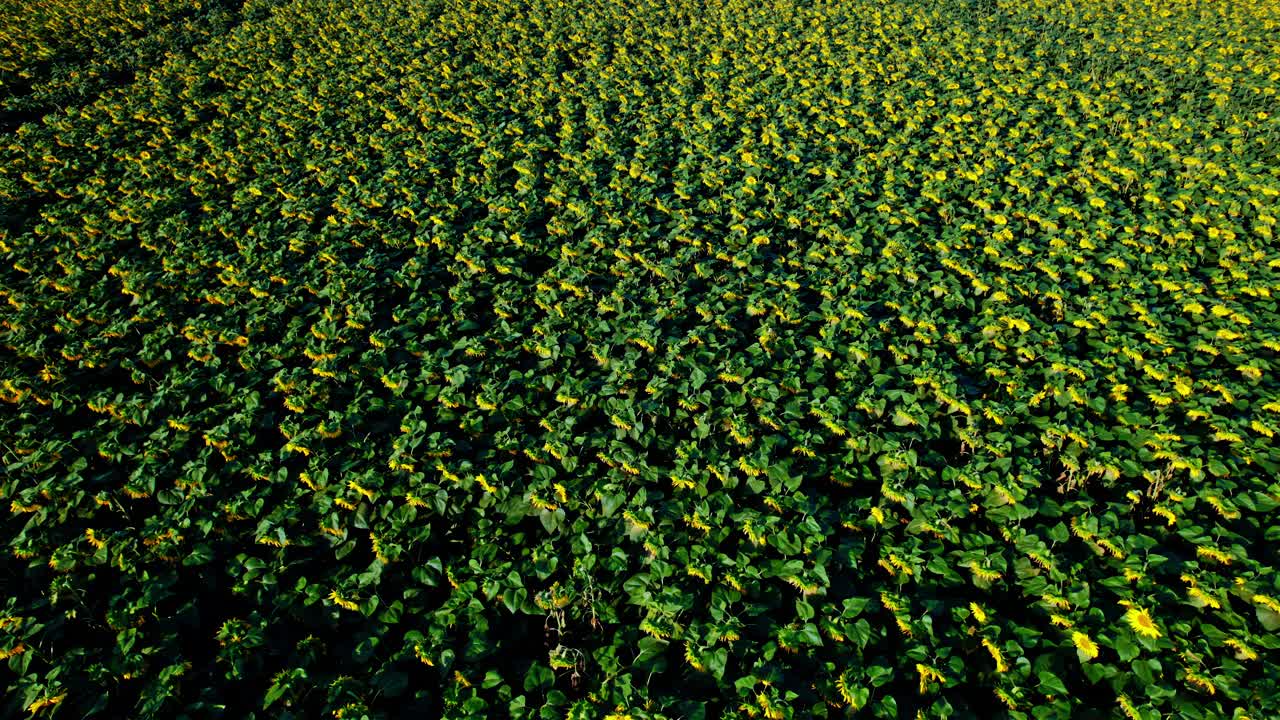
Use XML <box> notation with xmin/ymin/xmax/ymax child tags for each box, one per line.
<box><xmin>2</xmin><ymin>0</ymin><xmax>1279</xmax><ymax>716</ymax></box>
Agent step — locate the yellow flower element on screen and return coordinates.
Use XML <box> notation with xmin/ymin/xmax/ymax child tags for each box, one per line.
<box><xmin>1072</xmin><ymin>631</ymin><xmax>1099</xmax><ymax>660</ymax></box>
<box><xmin>1196</xmin><ymin>546</ymin><xmax>1232</xmax><ymax>565</ymax></box>
<box><xmin>916</xmin><ymin>663</ymin><xmax>947</xmax><ymax>693</ymax></box>
<box><xmin>1123</xmin><ymin>607</ymin><xmax>1161</xmax><ymax>639</ymax></box>
<box><xmin>1187</xmin><ymin>587</ymin><xmax>1221</xmax><ymax>610</ymax></box>
<box><xmin>1224</xmin><ymin>638</ymin><xmax>1257</xmax><ymax>661</ymax></box>
<box><xmin>982</xmin><ymin>638</ymin><xmax>1008</xmax><ymax>672</ymax></box>
<box><xmin>1184</xmin><ymin>670</ymin><xmax>1216</xmax><ymax>695</ymax></box>
<box><xmin>969</xmin><ymin>602</ymin><xmax>987</xmax><ymax>624</ymax></box>
<box><xmin>0</xmin><ymin>643</ymin><xmax>26</xmax><ymax>660</ymax></box>
<box><xmin>26</xmin><ymin>693</ymin><xmax>67</xmax><ymax>713</ymax></box>
<box><xmin>328</xmin><ymin>590</ymin><xmax>359</xmax><ymax>612</ymax></box>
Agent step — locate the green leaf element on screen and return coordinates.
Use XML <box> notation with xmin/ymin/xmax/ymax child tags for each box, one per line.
<box><xmin>850</xmin><ymin>619</ymin><xmax>873</xmax><ymax>649</ymax></box>
<box><xmin>1132</xmin><ymin>659</ymin><xmax>1159</xmax><ymax>686</ymax></box>
<box><xmin>842</xmin><ymin>597</ymin><xmax>870</xmax><ymax>617</ymax></box>
<box><xmin>875</xmin><ymin>693</ymin><xmax>898</xmax><ymax>718</ymax></box>
<box><xmin>635</xmin><ymin>637</ymin><xmax>669</xmax><ymax>670</ymax></box>
<box><xmin>796</xmin><ymin>598</ymin><xmax>815</xmax><ymax>621</ymax></box>
<box><xmin>523</xmin><ymin>662</ymin><xmax>555</xmax><ymax>692</ymax></box>
<box><xmin>600</xmin><ymin>491</ymin><xmax>626</xmax><ymax>517</ymax></box>
<box><xmin>1037</xmin><ymin>670</ymin><xmax>1068</xmax><ymax>696</ymax></box>
<box><xmin>538</xmin><ymin>508</ymin><xmax>564</xmax><ymax>533</ymax></box>
<box><xmin>1256</xmin><ymin>606</ymin><xmax>1280</xmax><ymax>631</ymax></box>
<box><xmin>706</xmin><ymin>647</ymin><xmax>729</xmax><ymax>681</ymax></box>
<box><xmin>1047</xmin><ymin>522</ymin><xmax>1070</xmax><ymax>543</ymax></box>
<box><xmin>797</xmin><ymin>623</ymin><xmax>823</xmax><ymax>646</ymax></box>
<box><xmin>690</xmin><ymin>367</ymin><xmax>707</xmax><ymax>389</ymax></box>
<box><xmin>184</xmin><ymin>544</ymin><xmax>214</xmax><ymax>566</ymax></box>
<box><xmin>1114</xmin><ymin>635</ymin><xmax>1140</xmax><ymax>662</ymax></box>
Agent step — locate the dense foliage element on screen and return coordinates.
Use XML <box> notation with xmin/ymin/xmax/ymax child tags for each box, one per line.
<box><xmin>0</xmin><ymin>0</ymin><xmax>267</xmax><ymax>129</ymax></box>
<box><xmin>2</xmin><ymin>0</ymin><xmax>1279</xmax><ymax>717</ymax></box>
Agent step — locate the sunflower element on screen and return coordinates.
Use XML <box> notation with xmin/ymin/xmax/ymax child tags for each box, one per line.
<box><xmin>969</xmin><ymin>602</ymin><xmax>988</xmax><ymax>624</ymax></box>
<box><xmin>1072</xmin><ymin>632</ymin><xmax>1100</xmax><ymax>660</ymax></box>
<box><xmin>1123</xmin><ymin>607</ymin><xmax>1161</xmax><ymax>639</ymax></box>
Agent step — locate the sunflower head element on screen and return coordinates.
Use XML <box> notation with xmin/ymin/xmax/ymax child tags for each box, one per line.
<box><xmin>1123</xmin><ymin>607</ymin><xmax>1161</xmax><ymax>639</ymax></box>
<box><xmin>1072</xmin><ymin>631</ymin><xmax>1100</xmax><ymax>660</ymax></box>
